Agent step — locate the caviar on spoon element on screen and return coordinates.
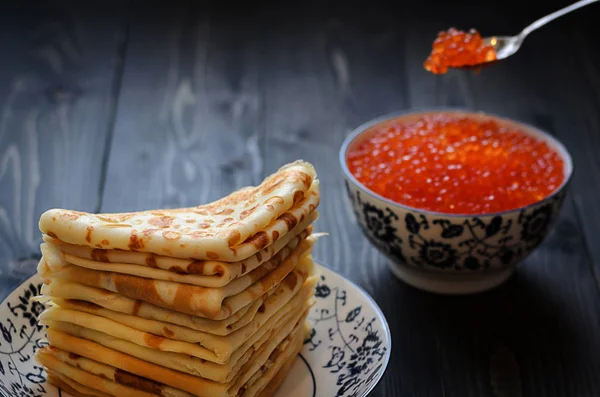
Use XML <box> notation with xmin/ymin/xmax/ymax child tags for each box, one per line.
<box><xmin>424</xmin><ymin>0</ymin><xmax>599</xmax><ymax>74</ymax></box>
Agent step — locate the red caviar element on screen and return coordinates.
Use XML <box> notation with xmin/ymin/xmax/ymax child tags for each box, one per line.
<box><xmin>347</xmin><ymin>114</ymin><xmax>565</xmax><ymax>214</ymax></box>
<box><xmin>424</xmin><ymin>28</ymin><xmax>496</xmax><ymax>74</ymax></box>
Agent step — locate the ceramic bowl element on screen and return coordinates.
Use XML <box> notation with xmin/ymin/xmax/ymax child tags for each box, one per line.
<box><xmin>340</xmin><ymin>110</ymin><xmax>573</xmax><ymax>294</ymax></box>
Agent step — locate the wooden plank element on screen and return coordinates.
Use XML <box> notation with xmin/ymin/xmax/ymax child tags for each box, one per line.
<box><xmin>100</xmin><ymin>1</ymin><xmax>263</xmax><ymax>213</ymax></box>
<box><xmin>535</xmin><ymin>26</ymin><xmax>600</xmax><ymax>291</ymax></box>
<box><xmin>256</xmin><ymin>2</ymin><xmax>448</xmax><ymax>396</ymax></box>
<box><xmin>403</xmin><ymin>1</ymin><xmax>600</xmax><ymax>396</ymax></box>
<box><xmin>255</xmin><ymin>0</ymin><xmax>600</xmax><ymax>396</ymax></box>
<box><xmin>97</xmin><ymin>1</ymin><xmax>600</xmax><ymax>396</ymax></box>
<box><xmin>259</xmin><ymin>1</ymin><xmax>411</xmax><ymax>280</ymax></box>
<box><xmin>0</xmin><ymin>1</ymin><xmax>129</xmax><ymax>296</ymax></box>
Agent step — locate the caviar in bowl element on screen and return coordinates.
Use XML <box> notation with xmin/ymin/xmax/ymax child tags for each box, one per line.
<box><xmin>340</xmin><ymin>110</ymin><xmax>573</xmax><ymax>294</ymax></box>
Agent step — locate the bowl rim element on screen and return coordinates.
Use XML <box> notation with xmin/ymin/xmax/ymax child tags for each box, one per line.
<box><xmin>339</xmin><ymin>107</ymin><xmax>574</xmax><ymax>218</ymax></box>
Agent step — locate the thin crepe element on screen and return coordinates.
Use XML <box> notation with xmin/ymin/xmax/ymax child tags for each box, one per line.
<box><xmin>43</xmin><ymin>298</ymin><xmax>312</xmax><ymax>384</ymax></box>
<box><xmin>40</xmin><ymin>276</ymin><xmax>316</xmax><ymax>363</ymax></box>
<box><xmin>47</xmin><ymin>275</ymin><xmax>317</xmax><ymax>359</ymax></box>
<box><xmin>45</xmin><ymin>221</ymin><xmax>315</xmax><ymax>288</ymax></box>
<box><xmin>40</xmin><ymin>234</ymin><xmax>307</xmax><ymax>308</ymax></box>
<box><xmin>42</xmin><ymin>250</ymin><xmax>315</xmax><ymax>336</ymax></box>
<box><xmin>47</xmin><ymin>372</ymin><xmax>112</xmax><ymax>397</ymax></box>
<box><xmin>44</xmin><ymin>307</ymin><xmax>310</xmax><ymax>393</ymax></box>
<box><xmin>41</xmin><ymin>281</ymin><xmax>259</xmax><ymax>335</ymax></box>
<box><xmin>253</xmin><ymin>345</ymin><xmax>300</xmax><ymax>397</ymax></box>
<box><xmin>237</xmin><ymin>324</ymin><xmax>307</xmax><ymax>397</ymax></box>
<box><xmin>39</xmin><ymin>237</ymin><xmax>315</xmax><ymax>319</ymax></box>
<box><xmin>42</xmin><ymin>211</ymin><xmax>317</xmax><ymax>284</ymax></box>
<box><xmin>38</xmin><ymin>349</ymin><xmax>189</xmax><ymax>397</ymax></box>
<box><xmin>39</xmin><ymin>161</ymin><xmax>319</xmax><ymax>261</ymax></box>
<box><xmin>40</xmin><ymin>320</ymin><xmax>307</xmax><ymax>397</ymax></box>
<box><xmin>39</xmin><ymin>355</ymin><xmax>157</xmax><ymax>397</ymax></box>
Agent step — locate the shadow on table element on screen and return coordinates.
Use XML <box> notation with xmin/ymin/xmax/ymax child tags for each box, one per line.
<box><xmin>366</xmin><ymin>259</ymin><xmax>600</xmax><ymax>395</ymax></box>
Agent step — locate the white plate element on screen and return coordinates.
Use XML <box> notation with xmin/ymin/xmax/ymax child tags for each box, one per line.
<box><xmin>0</xmin><ymin>263</ymin><xmax>391</xmax><ymax>397</ymax></box>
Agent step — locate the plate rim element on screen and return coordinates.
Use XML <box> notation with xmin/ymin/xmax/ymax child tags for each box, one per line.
<box><xmin>312</xmin><ymin>261</ymin><xmax>392</xmax><ymax>397</ymax></box>
<box><xmin>0</xmin><ymin>262</ymin><xmax>392</xmax><ymax>397</ymax></box>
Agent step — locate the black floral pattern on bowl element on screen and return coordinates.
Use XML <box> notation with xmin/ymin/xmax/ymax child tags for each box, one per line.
<box><xmin>346</xmin><ymin>180</ymin><xmax>565</xmax><ymax>271</ymax></box>
<box><xmin>519</xmin><ymin>204</ymin><xmax>555</xmax><ymax>249</ymax></box>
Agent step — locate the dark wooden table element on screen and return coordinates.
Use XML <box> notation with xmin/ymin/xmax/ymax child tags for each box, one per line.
<box><xmin>1</xmin><ymin>1</ymin><xmax>599</xmax><ymax>396</ymax></box>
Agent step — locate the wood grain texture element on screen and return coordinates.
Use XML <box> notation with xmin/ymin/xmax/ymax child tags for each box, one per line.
<box><xmin>527</xmin><ymin>27</ymin><xmax>600</xmax><ymax>291</ymax></box>
<box><xmin>399</xmin><ymin>2</ymin><xmax>600</xmax><ymax>396</ymax></box>
<box><xmin>100</xmin><ymin>1</ymin><xmax>263</xmax><ymax>212</ymax></box>
<box><xmin>255</xmin><ymin>3</ymin><xmax>441</xmax><ymax>396</ymax></box>
<box><xmin>0</xmin><ymin>1</ymin><xmax>129</xmax><ymax>296</ymax></box>
<box><xmin>254</xmin><ymin>1</ymin><xmax>600</xmax><ymax>396</ymax></box>
<box><xmin>1</xmin><ymin>0</ymin><xmax>600</xmax><ymax>396</ymax></box>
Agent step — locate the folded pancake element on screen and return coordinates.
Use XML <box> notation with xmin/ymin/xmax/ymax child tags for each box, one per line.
<box><xmin>237</xmin><ymin>324</ymin><xmax>307</xmax><ymax>397</ymax></box>
<box><xmin>35</xmin><ymin>160</ymin><xmax>321</xmax><ymax>397</ymax></box>
<box><xmin>39</xmin><ymin>318</ymin><xmax>308</xmax><ymax>397</ymax></box>
<box><xmin>225</xmin><ymin>316</ymin><xmax>308</xmax><ymax>397</ymax></box>
<box><xmin>40</xmin><ymin>233</ymin><xmax>307</xmax><ymax>305</ymax></box>
<box><xmin>42</xmin><ymin>290</ymin><xmax>312</xmax><ymax>382</ymax></box>
<box><xmin>37</xmin><ymin>349</ymin><xmax>190</xmax><ymax>397</ymax></box>
<box><xmin>41</xmin><ymin>281</ymin><xmax>262</xmax><ymax>335</ymax></box>
<box><xmin>39</xmin><ymin>237</ymin><xmax>316</xmax><ymax>319</ymax></box>
<box><xmin>42</xmin><ymin>212</ymin><xmax>317</xmax><ymax>286</ymax></box>
<box><xmin>45</xmin><ymin>222</ymin><xmax>315</xmax><ymax>288</ymax></box>
<box><xmin>43</xmin><ymin>291</ymin><xmax>311</xmax><ymax>382</ymax></box>
<box><xmin>253</xmin><ymin>340</ymin><xmax>301</xmax><ymax>397</ymax></box>
<box><xmin>43</xmin><ymin>309</ymin><xmax>310</xmax><ymax>396</ymax></box>
<box><xmin>47</xmin><ymin>372</ymin><xmax>113</xmax><ymax>397</ymax></box>
<box><xmin>40</xmin><ymin>274</ymin><xmax>317</xmax><ymax>363</ymax></box>
<box><xmin>41</xmin><ymin>358</ymin><xmax>157</xmax><ymax>397</ymax></box>
<box><xmin>39</xmin><ymin>161</ymin><xmax>319</xmax><ymax>261</ymax></box>
<box><xmin>255</xmin><ymin>353</ymin><xmax>297</xmax><ymax>397</ymax></box>
<box><xmin>46</xmin><ymin>273</ymin><xmax>317</xmax><ymax>358</ymax></box>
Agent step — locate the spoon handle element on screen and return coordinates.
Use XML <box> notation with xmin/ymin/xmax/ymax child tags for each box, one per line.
<box><xmin>520</xmin><ymin>0</ymin><xmax>599</xmax><ymax>39</ymax></box>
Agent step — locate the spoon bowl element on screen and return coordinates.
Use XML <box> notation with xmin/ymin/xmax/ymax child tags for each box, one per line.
<box><xmin>484</xmin><ymin>36</ymin><xmax>522</xmax><ymax>61</ymax></box>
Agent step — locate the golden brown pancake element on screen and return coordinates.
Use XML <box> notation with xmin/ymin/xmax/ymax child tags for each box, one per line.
<box><xmin>39</xmin><ymin>161</ymin><xmax>319</xmax><ymax>261</ymax></box>
<box><xmin>35</xmin><ymin>160</ymin><xmax>322</xmax><ymax>397</ymax></box>
<box><xmin>41</xmin><ymin>311</ymin><xmax>310</xmax><ymax>397</ymax></box>
<box><xmin>40</xmin><ymin>275</ymin><xmax>316</xmax><ymax>363</ymax></box>
<box><xmin>44</xmin><ymin>297</ymin><xmax>311</xmax><ymax>383</ymax></box>
<box><xmin>41</xmin><ymin>280</ymin><xmax>259</xmax><ymax>335</ymax></box>
<box><xmin>242</xmin><ymin>324</ymin><xmax>308</xmax><ymax>397</ymax></box>
<box><xmin>38</xmin><ymin>237</ymin><xmax>315</xmax><ymax>319</ymax></box>
<box><xmin>45</xmin><ymin>274</ymin><xmax>317</xmax><ymax>360</ymax></box>
<box><xmin>47</xmin><ymin>372</ymin><xmax>113</xmax><ymax>397</ymax></box>
<box><xmin>42</xmin><ymin>213</ymin><xmax>317</xmax><ymax>286</ymax></box>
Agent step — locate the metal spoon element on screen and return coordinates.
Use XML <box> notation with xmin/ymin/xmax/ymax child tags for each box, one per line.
<box><xmin>484</xmin><ymin>0</ymin><xmax>598</xmax><ymax>61</ymax></box>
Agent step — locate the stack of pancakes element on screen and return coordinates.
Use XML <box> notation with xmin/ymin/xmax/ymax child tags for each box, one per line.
<box><xmin>34</xmin><ymin>161</ymin><xmax>321</xmax><ymax>397</ymax></box>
